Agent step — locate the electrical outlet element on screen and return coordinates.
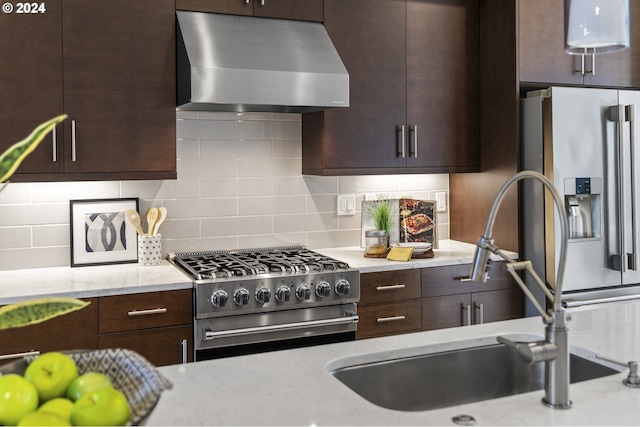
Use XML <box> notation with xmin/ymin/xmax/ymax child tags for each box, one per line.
<box><xmin>337</xmin><ymin>194</ymin><xmax>356</xmax><ymax>216</ymax></box>
<box><xmin>436</xmin><ymin>192</ymin><xmax>447</xmax><ymax>212</ymax></box>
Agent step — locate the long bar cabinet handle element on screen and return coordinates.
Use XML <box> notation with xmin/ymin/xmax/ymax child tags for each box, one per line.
<box><xmin>409</xmin><ymin>125</ymin><xmax>418</xmax><ymax>158</ymax></box>
<box><xmin>127</xmin><ymin>307</ymin><xmax>168</xmax><ymax>316</ymax></box>
<box><xmin>52</xmin><ymin>123</ymin><xmax>57</xmax><ymax>162</ymax></box>
<box><xmin>398</xmin><ymin>125</ymin><xmax>406</xmax><ymax>158</ymax></box>
<box><xmin>462</xmin><ymin>304</ymin><xmax>471</xmax><ymax>326</ymax></box>
<box><xmin>475</xmin><ymin>302</ymin><xmax>484</xmax><ymax>324</ymax></box>
<box><xmin>71</xmin><ymin>120</ymin><xmax>77</xmax><ymax>161</ymax></box>
<box><xmin>376</xmin><ymin>284</ymin><xmax>406</xmax><ymax>291</ymax></box>
<box><xmin>181</xmin><ymin>338</ymin><xmax>188</xmax><ymax>364</ymax></box>
<box><xmin>376</xmin><ymin>315</ymin><xmax>406</xmax><ymax>323</ymax></box>
<box><xmin>0</xmin><ymin>350</ymin><xmax>40</xmax><ymax>361</ymax></box>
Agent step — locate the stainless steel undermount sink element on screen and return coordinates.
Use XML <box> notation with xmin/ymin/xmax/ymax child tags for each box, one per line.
<box><xmin>328</xmin><ymin>334</ymin><xmax>622</xmax><ymax>412</ymax></box>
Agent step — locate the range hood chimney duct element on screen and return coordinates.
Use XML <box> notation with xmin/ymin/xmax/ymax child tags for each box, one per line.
<box><xmin>176</xmin><ymin>11</ymin><xmax>349</xmax><ymax>113</ymax></box>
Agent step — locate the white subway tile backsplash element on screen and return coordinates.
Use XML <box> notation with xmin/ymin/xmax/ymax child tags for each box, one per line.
<box><xmin>0</xmin><ymin>112</ymin><xmax>449</xmax><ymax>271</ymax></box>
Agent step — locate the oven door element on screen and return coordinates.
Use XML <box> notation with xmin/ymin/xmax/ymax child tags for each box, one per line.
<box><xmin>195</xmin><ymin>303</ymin><xmax>358</xmax><ymax>360</ymax></box>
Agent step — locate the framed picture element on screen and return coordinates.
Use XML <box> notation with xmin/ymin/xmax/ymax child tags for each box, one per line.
<box><xmin>70</xmin><ymin>198</ymin><xmax>139</xmax><ymax>267</ymax></box>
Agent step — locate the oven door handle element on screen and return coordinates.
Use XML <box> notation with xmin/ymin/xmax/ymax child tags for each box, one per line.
<box><xmin>203</xmin><ymin>314</ymin><xmax>360</xmax><ymax>340</ymax></box>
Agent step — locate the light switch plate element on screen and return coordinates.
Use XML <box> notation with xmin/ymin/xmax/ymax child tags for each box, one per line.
<box><xmin>436</xmin><ymin>192</ymin><xmax>447</xmax><ymax>212</ymax></box>
<box><xmin>337</xmin><ymin>194</ymin><xmax>356</xmax><ymax>216</ymax></box>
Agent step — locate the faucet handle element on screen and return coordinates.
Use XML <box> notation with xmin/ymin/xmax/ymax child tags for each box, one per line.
<box><xmin>497</xmin><ymin>336</ymin><xmax>558</xmax><ymax>364</ymax></box>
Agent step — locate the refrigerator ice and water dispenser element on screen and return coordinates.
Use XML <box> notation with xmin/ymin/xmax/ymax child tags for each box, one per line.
<box><xmin>564</xmin><ymin>177</ymin><xmax>602</xmax><ymax>240</ymax></box>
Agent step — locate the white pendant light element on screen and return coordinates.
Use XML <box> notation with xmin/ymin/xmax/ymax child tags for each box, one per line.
<box><xmin>565</xmin><ymin>0</ymin><xmax>630</xmax><ymax>54</ymax></box>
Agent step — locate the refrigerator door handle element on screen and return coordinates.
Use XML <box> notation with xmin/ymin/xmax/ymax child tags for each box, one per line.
<box><xmin>627</xmin><ymin>104</ymin><xmax>638</xmax><ymax>270</ymax></box>
<box><xmin>608</xmin><ymin>104</ymin><xmax>626</xmax><ymax>272</ymax></box>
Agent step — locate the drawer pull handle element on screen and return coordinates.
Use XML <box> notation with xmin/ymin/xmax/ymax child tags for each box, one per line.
<box><xmin>376</xmin><ymin>315</ymin><xmax>406</xmax><ymax>323</ymax></box>
<box><xmin>127</xmin><ymin>308</ymin><xmax>168</xmax><ymax>316</ymax></box>
<box><xmin>376</xmin><ymin>284</ymin><xmax>406</xmax><ymax>291</ymax></box>
<box><xmin>457</xmin><ymin>276</ymin><xmax>472</xmax><ymax>282</ymax></box>
<box><xmin>0</xmin><ymin>350</ymin><xmax>40</xmax><ymax>361</ymax></box>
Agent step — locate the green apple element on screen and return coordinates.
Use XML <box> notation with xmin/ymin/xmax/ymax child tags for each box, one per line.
<box><xmin>17</xmin><ymin>410</ymin><xmax>70</xmax><ymax>426</ymax></box>
<box><xmin>70</xmin><ymin>388</ymin><xmax>131</xmax><ymax>426</ymax></box>
<box><xmin>24</xmin><ymin>352</ymin><xmax>78</xmax><ymax>402</ymax></box>
<box><xmin>0</xmin><ymin>373</ymin><xmax>39</xmax><ymax>426</ymax></box>
<box><xmin>38</xmin><ymin>397</ymin><xmax>74</xmax><ymax>421</ymax></box>
<box><xmin>66</xmin><ymin>371</ymin><xmax>113</xmax><ymax>401</ymax></box>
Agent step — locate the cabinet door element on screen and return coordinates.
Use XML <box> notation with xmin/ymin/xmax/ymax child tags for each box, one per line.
<box><xmin>0</xmin><ymin>0</ymin><xmax>63</xmax><ymax>176</ymax></box>
<box><xmin>472</xmin><ymin>288</ymin><xmax>521</xmax><ymax>324</ymax></box>
<box><xmin>406</xmin><ymin>0</ymin><xmax>479</xmax><ymax>172</ymax></box>
<box><xmin>99</xmin><ymin>325</ymin><xmax>193</xmax><ymax>366</ymax></box>
<box><xmin>421</xmin><ymin>294</ymin><xmax>471</xmax><ymax>331</ymax></box>
<box><xmin>518</xmin><ymin>0</ymin><xmax>581</xmax><ymax>85</ymax></box>
<box><xmin>253</xmin><ymin>0</ymin><xmax>323</xmax><ymax>22</ymax></box>
<box><xmin>0</xmin><ymin>298</ymin><xmax>98</xmax><ymax>365</ymax></box>
<box><xmin>302</xmin><ymin>0</ymin><xmax>407</xmax><ymax>174</ymax></box>
<box><xmin>357</xmin><ymin>300</ymin><xmax>422</xmax><ymax>339</ymax></box>
<box><xmin>583</xmin><ymin>0</ymin><xmax>640</xmax><ymax>88</ymax></box>
<box><xmin>359</xmin><ymin>269</ymin><xmax>421</xmax><ymax>305</ymax></box>
<box><xmin>61</xmin><ymin>0</ymin><xmax>176</xmax><ymax>179</ymax></box>
<box><xmin>176</xmin><ymin>0</ymin><xmax>253</xmax><ymax>14</ymax></box>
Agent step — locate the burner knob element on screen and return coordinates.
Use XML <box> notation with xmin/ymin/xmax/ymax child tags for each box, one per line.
<box><xmin>335</xmin><ymin>279</ymin><xmax>351</xmax><ymax>296</ymax></box>
<box><xmin>275</xmin><ymin>286</ymin><xmax>291</xmax><ymax>302</ymax></box>
<box><xmin>296</xmin><ymin>284</ymin><xmax>311</xmax><ymax>301</ymax></box>
<box><xmin>211</xmin><ymin>290</ymin><xmax>228</xmax><ymax>308</ymax></box>
<box><xmin>233</xmin><ymin>288</ymin><xmax>250</xmax><ymax>306</ymax></box>
<box><xmin>316</xmin><ymin>281</ymin><xmax>331</xmax><ymax>298</ymax></box>
<box><xmin>255</xmin><ymin>287</ymin><xmax>271</xmax><ymax>304</ymax></box>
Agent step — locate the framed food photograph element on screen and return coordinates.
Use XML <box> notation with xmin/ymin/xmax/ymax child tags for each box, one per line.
<box><xmin>70</xmin><ymin>198</ymin><xmax>139</xmax><ymax>267</ymax></box>
<box><xmin>399</xmin><ymin>198</ymin><xmax>438</xmax><ymax>248</ymax></box>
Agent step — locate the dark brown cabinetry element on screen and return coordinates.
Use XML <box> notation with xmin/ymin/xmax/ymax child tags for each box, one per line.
<box><xmin>0</xmin><ymin>0</ymin><xmax>176</xmax><ymax>183</ymax></box>
<box><xmin>176</xmin><ymin>0</ymin><xmax>323</xmax><ymax>22</ymax></box>
<box><xmin>302</xmin><ymin>0</ymin><xmax>480</xmax><ymax>176</ymax></box>
<box><xmin>519</xmin><ymin>0</ymin><xmax>640</xmax><ymax>88</ymax></box>
<box><xmin>357</xmin><ymin>269</ymin><xmax>422</xmax><ymax>339</ymax></box>
<box><xmin>421</xmin><ymin>262</ymin><xmax>521</xmax><ymax>331</ymax></box>
<box><xmin>0</xmin><ymin>298</ymin><xmax>98</xmax><ymax>366</ymax></box>
<box><xmin>98</xmin><ymin>289</ymin><xmax>193</xmax><ymax>367</ymax></box>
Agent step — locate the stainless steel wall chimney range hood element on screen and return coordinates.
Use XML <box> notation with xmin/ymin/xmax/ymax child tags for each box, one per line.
<box><xmin>176</xmin><ymin>11</ymin><xmax>349</xmax><ymax>113</ymax></box>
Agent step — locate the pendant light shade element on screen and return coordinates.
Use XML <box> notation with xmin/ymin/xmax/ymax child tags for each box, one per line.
<box><xmin>565</xmin><ymin>0</ymin><xmax>630</xmax><ymax>54</ymax></box>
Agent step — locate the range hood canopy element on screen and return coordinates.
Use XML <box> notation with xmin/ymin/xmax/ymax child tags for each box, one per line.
<box><xmin>176</xmin><ymin>11</ymin><xmax>349</xmax><ymax>113</ymax></box>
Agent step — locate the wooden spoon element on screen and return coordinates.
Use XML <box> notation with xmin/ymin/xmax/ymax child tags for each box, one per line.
<box><xmin>146</xmin><ymin>207</ymin><xmax>159</xmax><ymax>236</ymax></box>
<box><xmin>152</xmin><ymin>207</ymin><xmax>167</xmax><ymax>236</ymax></box>
<box><xmin>124</xmin><ymin>209</ymin><xmax>144</xmax><ymax>235</ymax></box>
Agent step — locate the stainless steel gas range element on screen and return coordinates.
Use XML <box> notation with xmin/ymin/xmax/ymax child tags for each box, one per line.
<box><xmin>168</xmin><ymin>246</ymin><xmax>360</xmax><ymax>360</ymax></box>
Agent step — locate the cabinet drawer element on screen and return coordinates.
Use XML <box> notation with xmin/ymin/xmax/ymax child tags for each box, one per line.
<box><xmin>356</xmin><ymin>300</ymin><xmax>421</xmax><ymax>340</ymax></box>
<box><xmin>99</xmin><ymin>325</ymin><xmax>193</xmax><ymax>367</ymax></box>
<box><xmin>360</xmin><ymin>269</ymin><xmax>421</xmax><ymax>305</ymax></box>
<box><xmin>0</xmin><ymin>298</ymin><xmax>98</xmax><ymax>365</ymax></box>
<box><xmin>99</xmin><ymin>289</ymin><xmax>192</xmax><ymax>333</ymax></box>
<box><xmin>421</xmin><ymin>262</ymin><xmax>515</xmax><ymax>297</ymax></box>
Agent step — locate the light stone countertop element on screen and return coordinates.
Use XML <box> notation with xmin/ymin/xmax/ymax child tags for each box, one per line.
<box><xmin>0</xmin><ymin>261</ymin><xmax>192</xmax><ymax>305</ymax></box>
<box><xmin>0</xmin><ymin>240</ymin><xmax>503</xmax><ymax>305</ymax></box>
<box><xmin>149</xmin><ymin>300</ymin><xmax>640</xmax><ymax>426</ymax></box>
<box><xmin>318</xmin><ymin>239</ymin><xmax>517</xmax><ymax>273</ymax></box>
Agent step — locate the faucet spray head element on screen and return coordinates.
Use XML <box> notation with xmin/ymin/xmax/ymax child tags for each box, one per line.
<box><xmin>470</xmin><ymin>236</ymin><xmax>494</xmax><ymax>283</ymax></box>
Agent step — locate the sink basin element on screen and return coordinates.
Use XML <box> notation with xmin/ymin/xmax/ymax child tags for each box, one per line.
<box><xmin>329</xmin><ymin>335</ymin><xmax>622</xmax><ymax>412</ymax></box>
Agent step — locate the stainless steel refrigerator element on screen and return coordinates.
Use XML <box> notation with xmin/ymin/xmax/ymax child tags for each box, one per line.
<box><xmin>521</xmin><ymin>86</ymin><xmax>640</xmax><ymax>312</ymax></box>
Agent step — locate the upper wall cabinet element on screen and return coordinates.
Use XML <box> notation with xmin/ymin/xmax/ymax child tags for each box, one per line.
<box><xmin>302</xmin><ymin>0</ymin><xmax>480</xmax><ymax>176</ymax></box>
<box><xmin>0</xmin><ymin>0</ymin><xmax>176</xmax><ymax>182</ymax></box>
<box><xmin>176</xmin><ymin>0</ymin><xmax>324</xmax><ymax>22</ymax></box>
<box><xmin>519</xmin><ymin>0</ymin><xmax>640</xmax><ymax>88</ymax></box>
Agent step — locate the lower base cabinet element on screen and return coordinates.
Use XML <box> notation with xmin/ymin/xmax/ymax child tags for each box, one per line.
<box><xmin>98</xmin><ymin>289</ymin><xmax>193</xmax><ymax>366</ymax></box>
<box><xmin>0</xmin><ymin>298</ymin><xmax>98</xmax><ymax>366</ymax></box>
<box><xmin>357</xmin><ymin>262</ymin><xmax>522</xmax><ymax>339</ymax></box>
<box><xmin>421</xmin><ymin>262</ymin><xmax>522</xmax><ymax>331</ymax></box>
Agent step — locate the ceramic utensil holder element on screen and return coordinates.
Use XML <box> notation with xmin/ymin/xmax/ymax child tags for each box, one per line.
<box><xmin>138</xmin><ymin>234</ymin><xmax>162</xmax><ymax>266</ymax></box>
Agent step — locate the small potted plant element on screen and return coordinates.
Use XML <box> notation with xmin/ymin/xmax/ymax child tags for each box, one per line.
<box><xmin>363</xmin><ymin>198</ymin><xmax>396</xmax><ymax>256</ymax></box>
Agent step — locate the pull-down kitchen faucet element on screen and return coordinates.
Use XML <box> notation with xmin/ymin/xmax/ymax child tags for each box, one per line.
<box><xmin>469</xmin><ymin>170</ymin><xmax>572</xmax><ymax>409</ymax></box>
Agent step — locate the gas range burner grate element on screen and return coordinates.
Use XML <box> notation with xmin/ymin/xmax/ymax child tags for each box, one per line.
<box><xmin>170</xmin><ymin>246</ymin><xmax>351</xmax><ymax>281</ymax></box>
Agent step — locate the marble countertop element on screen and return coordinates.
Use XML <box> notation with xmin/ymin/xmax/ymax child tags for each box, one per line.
<box><xmin>0</xmin><ymin>240</ymin><xmax>501</xmax><ymax>304</ymax></box>
<box><xmin>149</xmin><ymin>300</ymin><xmax>640</xmax><ymax>426</ymax></box>
<box><xmin>0</xmin><ymin>261</ymin><xmax>192</xmax><ymax>305</ymax></box>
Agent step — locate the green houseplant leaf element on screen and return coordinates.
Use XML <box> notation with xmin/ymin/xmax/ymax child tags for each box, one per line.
<box><xmin>0</xmin><ymin>297</ymin><xmax>90</xmax><ymax>330</ymax></box>
<box><xmin>0</xmin><ymin>114</ymin><xmax>67</xmax><ymax>185</ymax></box>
